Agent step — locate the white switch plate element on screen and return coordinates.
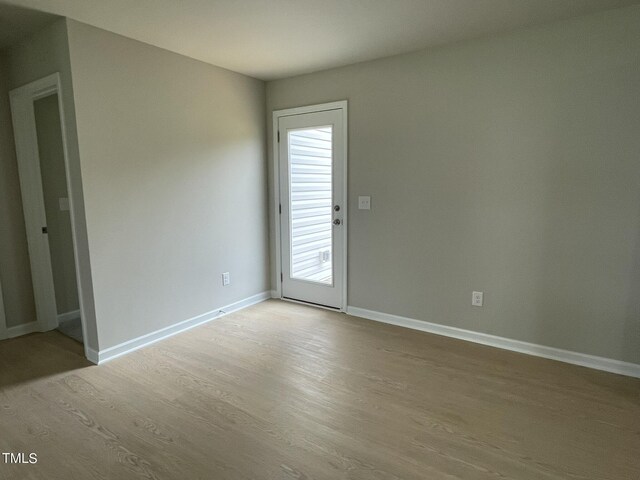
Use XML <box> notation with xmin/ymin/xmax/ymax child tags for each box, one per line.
<box><xmin>222</xmin><ymin>272</ymin><xmax>230</xmax><ymax>286</ymax></box>
<box><xmin>59</xmin><ymin>197</ymin><xmax>70</xmax><ymax>211</ymax></box>
<box><xmin>358</xmin><ymin>196</ymin><xmax>371</xmax><ymax>210</ymax></box>
<box><xmin>472</xmin><ymin>291</ymin><xmax>483</xmax><ymax>307</ymax></box>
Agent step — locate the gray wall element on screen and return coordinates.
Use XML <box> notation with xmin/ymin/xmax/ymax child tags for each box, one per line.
<box><xmin>0</xmin><ymin>50</ymin><xmax>35</xmax><ymax>329</ymax></box>
<box><xmin>34</xmin><ymin>93</ymin><xmax>79</xmax><ymax>315</ymax></box>
<box><xmin>267</xmin><ymin>6</ymin><xmax>640</xmax><ymax>364</ymax></box>
<box><xmin>4</xmin><ymin>19</ymin><xmax>99</xmax><ymax>350</ymax></box>
<box><xmin>66</xmin><ymin>21</ymin><xmax>270</xmax><ymax>350</ymax></box>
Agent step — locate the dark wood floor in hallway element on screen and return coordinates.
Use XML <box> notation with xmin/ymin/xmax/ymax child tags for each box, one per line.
<box><xmin>1</xmin><ymin>299</ymin><xmax>638</xmax><ymax>479</ymax></box>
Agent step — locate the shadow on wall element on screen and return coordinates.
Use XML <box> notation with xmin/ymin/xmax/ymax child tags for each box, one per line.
<box><xmin>516</xmin><ymin>65</ymin><xmax>640</xmax><ymax>365</ymax></box>
<box><xmin>0</xmin><ymin>53</ymin><xmax>37</xmax><ymax>330</ymax></box>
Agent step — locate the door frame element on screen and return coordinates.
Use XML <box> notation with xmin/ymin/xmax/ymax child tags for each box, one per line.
<box><xmin>9</xmin><ymin>73</ymin><xmax>87</xmax><ymax>343</ymax></box>
<box><xmin>272</xmin><ymin>101</ymin><xmax>348</xmax><ymax>311</ymax></box>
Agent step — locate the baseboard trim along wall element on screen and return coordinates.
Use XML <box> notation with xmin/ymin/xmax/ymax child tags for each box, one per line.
<box><xmin>85</xmin><ymin>346</ymin><xmax>99</xmax><ymax>364</ymax></box>
<box><xmin>93</xmin><ymin>291</ymin><xmax>271</xmax><ymax>365</ymax></box>
<box><xmin>57</xmin><ymin>309</ymin><xmax>81</xmax><ymax>323</ymax></box>
<box><xmin>346</xmin><ymin>306</ymin><xmax>640</xmax><ymax>379</ymax></box>
<box><xmin>6</xmin><ymin>321</ymin><xmax>40</xmax><ymax>339</ymax></box>
<box><xmin>6</xmin><ymin>310</ymin><xmax>81</xmax><ymax>340</ymax></box>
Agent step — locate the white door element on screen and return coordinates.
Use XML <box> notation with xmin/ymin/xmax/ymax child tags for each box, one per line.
<box><xmin>278</xmin><ymin>106</ymin><xmax>347</xmax><ymax>309</ymax></box>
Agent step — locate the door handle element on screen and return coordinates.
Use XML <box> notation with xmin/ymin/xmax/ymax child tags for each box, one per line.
<box><xmin>333</xmin><ymin>219</ymin><xmax>341</xmax><ymax>226</ymax></box>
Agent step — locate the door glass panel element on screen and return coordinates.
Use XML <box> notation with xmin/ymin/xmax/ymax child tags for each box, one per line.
<box><xmin>288</xmin><ymin>126</ymin><xmax>333</xmax><ymax>285</ymax></box>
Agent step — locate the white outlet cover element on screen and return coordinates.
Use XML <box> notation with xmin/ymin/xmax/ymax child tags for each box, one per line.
<box><xmin>222</xmin><ymin>272</ymin><xmax>230</xmax><ymax>286</ymax></box>
<box><xmin>472</xmin><ymin>291</ymin><xmax>483</xmax><ymax>307</ymax></box>
<box><xmin>358</xmin><ymin>196</ymin><xmax>371</xmax><ymax>210</ymax></box>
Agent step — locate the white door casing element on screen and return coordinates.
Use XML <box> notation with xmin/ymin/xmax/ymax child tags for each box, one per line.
<box><xmin>9</xmin><ymin>73</ymin><xmax>84</xmax><ymax>336</ymax></box>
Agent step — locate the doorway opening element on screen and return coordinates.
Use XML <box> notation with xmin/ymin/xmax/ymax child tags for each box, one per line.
<box><xmin>10</xmin><ymin>73</ymin><xmax>85</xmax><ymax>345</ymax></box>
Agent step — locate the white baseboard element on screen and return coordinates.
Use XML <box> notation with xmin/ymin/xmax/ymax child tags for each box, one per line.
<box><xmin>57</xmin><ymin>309</ymin><xmax>81</xmax><ymax>323</ymax></box>
<box><xmin>85</xmin><ymin>346</ymin><xmax>99</xmax><ymax>364</ymax></box>
<box><xmin>346</xmin><ymin>306</ymin><xmax>640</xmax><ymax>379</ymax></box>
<box><xmin>5</xmin><ymin>310</ymin><xmax>81</xmax><ymax>340</ymax></box>
<box><xmin>6</xmin><ymin>321</ymin><xmax>40</xmax><ymax>338</ymax></box>
<box><xmin>96</xmin><ymin>291</ymin><xmax>271</xmax><ymax>364</ymax></box>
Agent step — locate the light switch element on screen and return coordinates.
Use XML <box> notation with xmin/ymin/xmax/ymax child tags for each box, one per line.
<box><xmin>59</xmin><ymin>197</ymin><xmax>70</xmax><ymax>211</ymax></box>
<box><xmin>358</xmin><ymin>196</ymin><xmax>371</xmax><ymax>210</ymax></box>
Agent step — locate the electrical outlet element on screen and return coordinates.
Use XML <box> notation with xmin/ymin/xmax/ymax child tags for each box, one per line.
<box><xmin>222</xmin><ymin>272</ymin><xmax>230</xmax><ymax>286</ymax></box>
<box><xmin>472</xmin><ymin>291</ymin><xmax>483</xmax><ymax>307</ymax></box>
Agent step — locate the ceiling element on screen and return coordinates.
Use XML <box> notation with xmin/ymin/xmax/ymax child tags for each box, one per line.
<box><xmin>1</xmin><ymin>0</ymin><xmax>638</xmax><ymax>80</ymax></box>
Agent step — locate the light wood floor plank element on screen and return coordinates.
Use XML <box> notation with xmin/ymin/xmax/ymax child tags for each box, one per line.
<box><xmin>1</xmin><ymin>299</ymin><xmax>638</xmax><ymax>479</ymax></box>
